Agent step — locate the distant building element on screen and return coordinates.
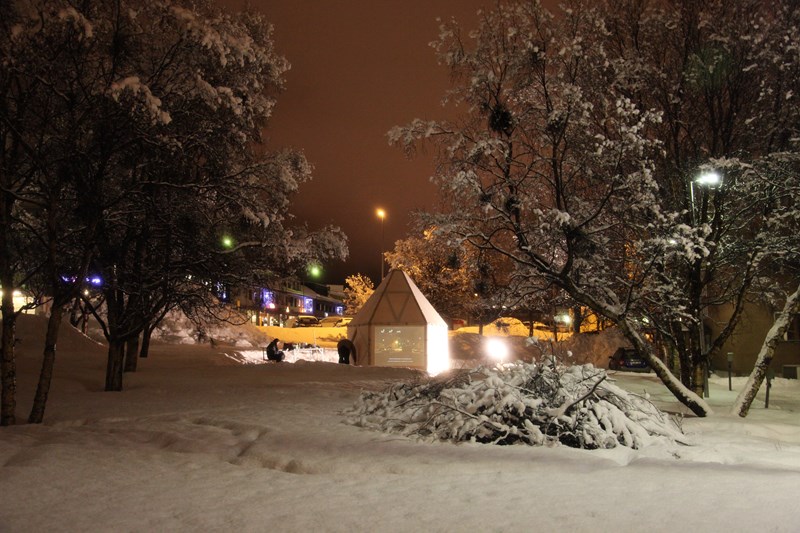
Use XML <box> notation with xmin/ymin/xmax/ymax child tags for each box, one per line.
<box><xmin>708</xmin><ymin>301</ymin><xmax>800</xmax><ymax>378</ymax></box>
<box><xmin>229</xmin><ymin>279</ymin><xmax>345</xmax><ymax>327</ymax></box>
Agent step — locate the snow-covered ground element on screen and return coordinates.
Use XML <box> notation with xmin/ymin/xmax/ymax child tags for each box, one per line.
<box><xmin>2</xmin><ymin>314</ymin><xmax>800</xmax><ymax>532</ymax></box>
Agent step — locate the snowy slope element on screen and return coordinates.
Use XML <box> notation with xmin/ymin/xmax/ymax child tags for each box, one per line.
<box><xmin>1</xmin><ymin>315</ymin><xmax>799</xmax><ymax>532</ymax></box>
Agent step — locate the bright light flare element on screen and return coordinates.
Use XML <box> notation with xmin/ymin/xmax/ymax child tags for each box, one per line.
<box><xmin>485</xmin><ymin>337</ymin><xmax>509</xmax><ymax>361</ymax></box>
<box><xmin>376</xmin><ymin>208</ymin><xmax>386</xmax><ymax>220</ymax></box>
<box><xmin>426</xmin><ymin>325</ymin><xmax>450</xmax><ymax>375</ymax></box>
<box><xmin>0</xmin><ymin>289</ymin><xmax>33</xmax><ymax>312</ymax></box>
<box><xmin>696</xmin><ymin>171</ymin><xmax>721</xmax><ymax>186</ymax></box>
<box><xmin>308</xmin><ymin>264</ymin><xmax>322</xmax><ymax>278</ymax></box>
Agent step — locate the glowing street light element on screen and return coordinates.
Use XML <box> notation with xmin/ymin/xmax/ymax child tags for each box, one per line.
<box><xmin>690</xmin><ymin>170</ymin><xmax>723</xmax><ymax>223</ymax></box>
<box><xmin>308</xmin><ymin>263</ymin><xmax>322</xmax><ymax>279</ymax></box>
<box><xmin>376</xmin><ymin>208</ymin><xmax>387</xmax><ymax>280</ymax></box>
<box><xmin>695</xmin><ymin>171</ymin><xmax>721</xmax><ymax>186</ymax></box>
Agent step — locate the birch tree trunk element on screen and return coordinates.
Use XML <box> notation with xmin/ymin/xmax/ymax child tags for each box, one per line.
<box><xmin>732</xmin><ymin>283</ymin><xmax>800</xmax><ymax>417</ymax></box>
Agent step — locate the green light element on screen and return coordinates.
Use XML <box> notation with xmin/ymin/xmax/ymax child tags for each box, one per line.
<box><xmin>309</xmin><ymin>264</ymin><xmax>322</xmax><ymax>278</ymax></box>
<box><xmin>221</xmin><ymin>235</ymin><xmax>234</xmax><ymax>249</ymax></box>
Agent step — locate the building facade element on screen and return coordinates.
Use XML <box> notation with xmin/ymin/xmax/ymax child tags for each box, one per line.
<box><xmin>228</xmin><ymin>280</ymin><xmax>345</xmax><ymax>327</ymax></box>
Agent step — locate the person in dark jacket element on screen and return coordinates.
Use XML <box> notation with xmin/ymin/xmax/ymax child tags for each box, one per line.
<box><xmin>337</xmin><ymin>338</ymin><xmax>356</xmax><ymax>365</ymax></box>
<box><xmin>266</xmin><ymin>338</ymin><xmax>285</xmax><ymax>362</ymax></box>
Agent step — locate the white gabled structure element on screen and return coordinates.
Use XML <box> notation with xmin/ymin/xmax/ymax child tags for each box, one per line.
<box><xmin>346</xmin><ymin>269</ymin><xmax>449</xmax><ymax>374</ymax></box>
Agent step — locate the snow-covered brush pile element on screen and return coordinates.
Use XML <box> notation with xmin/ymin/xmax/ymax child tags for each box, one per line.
<box><xmin>345</xmin><ymin>363</ymin><xmax>686</xmax><ymax>450</ymax></box>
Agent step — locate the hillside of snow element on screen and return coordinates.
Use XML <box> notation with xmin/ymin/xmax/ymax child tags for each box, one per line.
<box><xmin>2</xmin><ymin>314</ymin><xmax>800</xmax><ymax>532</ymax></box>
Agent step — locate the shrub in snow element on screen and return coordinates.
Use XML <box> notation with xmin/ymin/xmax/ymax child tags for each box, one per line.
<box><xmin>345</xmin><ymin>363</ymin><xmax>685</xmax><ymax>449</ymax></box>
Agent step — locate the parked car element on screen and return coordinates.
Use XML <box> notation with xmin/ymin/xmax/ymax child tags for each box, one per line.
<box><xmin>608</xmin><ymin>348</ymin><xmax>651</xmax><ymax>373</ymax></box>
<box><xmin>318</xmin><ymin>316</ymin><xmax>352</xmax><ymax>328</ymax></box>
<box><xmin>449</xmin><ymin>318</ymin><xmax>467</xmax><ymax>330</ymax></box>
<box><xmin>284</xmin><ymin>315</ymin><xmax>320</xmax><ymax>328</ymax></box>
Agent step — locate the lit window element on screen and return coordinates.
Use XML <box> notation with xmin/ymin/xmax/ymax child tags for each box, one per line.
<box><xmin>261</xmin><ymin>289</ymin><xmax>274</xmax><ymax>308</ymax></box>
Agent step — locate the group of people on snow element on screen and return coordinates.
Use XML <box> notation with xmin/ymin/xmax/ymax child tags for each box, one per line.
<box><xmin>265</xmin><ymin>337</ymin><xmax>356</xmax><ymax>364</ymax></box>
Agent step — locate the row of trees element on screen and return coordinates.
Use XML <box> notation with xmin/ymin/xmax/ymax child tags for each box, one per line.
<box><xmin>390</xmin><ymin>0</ymin><xmax>800</xmax><ymax>417</ymax></box>
<box><xmin>0</xmin><ymin>0</ymin><xmax>346</xmax><ymax>425</ymax></box>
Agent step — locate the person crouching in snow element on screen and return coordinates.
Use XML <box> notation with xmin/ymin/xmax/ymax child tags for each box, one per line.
<box><xmin>266</xmin><ymin>338</ymin><xmax>285</xmax><ymax>362</ymax></box>
<box><xmin>337</xmin><ymin>338</ymin><xmax>356</xmax><ymax>365</ymax></box>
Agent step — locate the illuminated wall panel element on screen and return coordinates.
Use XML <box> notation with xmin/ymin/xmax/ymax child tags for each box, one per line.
<box><xmin>373</xmin><ymin>326</ymin><xmax>425</xmax><ymax>367</ymax></box>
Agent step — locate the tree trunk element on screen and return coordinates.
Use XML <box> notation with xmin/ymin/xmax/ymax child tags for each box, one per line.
<box><xmin>0</xmin><ymin>299</ymin><xmax>17</xmax><ymax>426</ymax></box>
<box><xmin>558</xmin><ymin>275</ymin><xmax>712</xmax><ymax>417</ymax></box>
<box><xmin>677</xmin><ymin>323</ymin><xmax>705</xmax><ymax>393</ymax></box>
<box><xmin>140</xmin><ymin>325</ymin><xmax>153</xmax><ymax>358</ymax></box>
<box><xmin>692</xmin><ymin>360</ymin><xmax>705</xmax><ymax>397</ymax></box>
<box><xmin>732</xmin><ymin>283</ymin><xmax>800</xmax><ymax>417</ymax></box>
<box><xmin>1</xmin><ymin>177</ymin><xmax>18</xmax><ymax>426</ymax></box>
<box><xmin>69</xmin><ymin>297</ymin><xmax>82</xmax><ymax>328</ymax></box>
<box><xmin>617</xmin><ymin>317</ymin><xmax>712</xmax><ymax>417</ymax></box>
<box><xmin>669</xmin><ymin>319</ymin><xmax>688</xmax><ymax>379</ymax></box>
<box><xmin>124</xmin><ymin>334</ymin><xmax>140</xmax><ymax>372</ymax></box>
<box><xmin>105</xmin><ymin>339</ymin><xmax>125</xmax><ymax>391</ymax></box>
<box><xmin>28</xmin><ymin>305</ymin><xmax>65</xmax><ymax>424</ymax></box>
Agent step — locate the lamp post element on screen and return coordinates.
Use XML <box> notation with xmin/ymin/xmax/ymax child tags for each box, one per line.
<box><xmin>690</xmin><ymin>171</ymin><xmax>721</xmax><ymax>223</ymax></box>
<box><xmin>376</xmin><ymin>208</ymin><xmax>386</xmax><ymax>280</ymax></box>
<box><xmin>727</xmin><ymin>352</ymin><xmax>734</xmax><ymax>391</ymax></box>
<box><xmin>765</xmin><ymin>368</ymin><xmax>774</xmax><ymax>408</ymax></box>
<box><xmin>690</xmin><ymin>170</ymin><xmax>722</xmax><ymax>398</ymax></box>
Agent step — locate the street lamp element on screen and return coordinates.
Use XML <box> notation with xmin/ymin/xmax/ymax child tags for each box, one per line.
<box><xmin>308</xmin><ymin>263</ymin><xmax>322</xmax><ymax>279</ymax></box>
<box><xmin>376</xmin><ymin>208</ymin><xmax>386</xmax><ymax>280</ymax></box>
<box><xmin>690</xmin><ymin>171</ymin><xmax>722</xmax><ymax>222</ymax></box>
<box><xmin>695</xmin><ymin>171</ymin><xmax>721</xmax><ymax>186</ymax></box>
<box><xmin>690</xmin><ymin>170</ymin><xmax>722</xmax><ymax>398</ymax></box>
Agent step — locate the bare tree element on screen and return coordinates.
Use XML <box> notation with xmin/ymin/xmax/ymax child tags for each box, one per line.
<box><xmin>390</xmin><ymin>1</ymin><xmax>712</xmax><ymax>415</ymax></box>
<box><xmin>731</xmin><ymin>155</ymin><xmax>800</xmax><ymax>416</ymax></box>
<box><xmin>391</xmin><ymin>0</ymin><xmax>800</xmax><ymax>416</ymax></box>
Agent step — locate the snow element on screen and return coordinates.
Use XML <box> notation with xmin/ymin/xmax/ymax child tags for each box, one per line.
<box><xmin>57</xmin><ymin>7</ymin><xmax>94</xmax><ymax>39</ymax></box>
<box><xmin>109</xmin><ymin>76</ymin><xmax>172</xmax><ymax>125</ymax></box>
<box><xmin>2</xmin><ymin>314</ymin><xmax>800</xmax><ymax>532</ymax></box>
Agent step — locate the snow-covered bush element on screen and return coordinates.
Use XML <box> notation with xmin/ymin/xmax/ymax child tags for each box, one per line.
<box><xmin>345</xmin><ymin>363</ymin><xmax>684</xmax><ymax>449</ymax></box>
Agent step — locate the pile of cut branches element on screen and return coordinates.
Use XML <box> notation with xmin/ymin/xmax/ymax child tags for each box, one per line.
<box><xmin>344</xmin><ymin>363</ymin><xmax>685</xmax><ymax>449</ymax></box>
